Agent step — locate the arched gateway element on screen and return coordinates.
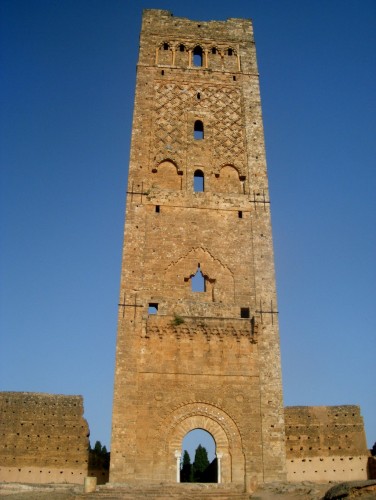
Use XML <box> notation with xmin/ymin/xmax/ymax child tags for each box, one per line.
<box><xmin>110</xmin><ymin>9</ymin><xmax>287</xmax><ymax>490</ymax></box>
<box><xmin>162</xmin><ymin>404</ymin><xmax>244</xmax><ymax>483</ymax></box>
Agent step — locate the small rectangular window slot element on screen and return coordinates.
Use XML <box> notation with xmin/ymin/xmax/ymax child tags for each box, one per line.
<box><xmin>148</xmin><ymin>303</ymin><xmax>158</xmax><ymax>315</ymax></box>
<box><xmin>161</xmin><ymin>70</ymin><xmax>164</xmax><ymax>75</ymax></box>
<box><xmin>155</xmin><ymin>205</ymin><xmax>160</xmax><ymax>213</ymax></box>
<box><xmin>241</xmin><ymin>307</ymin><xmax>250</xmax><ymax>318</ymax></box>
<box><xmin>238</xmin><ymin>211</ymin><xmax>243</xmax><ymax>218</ymax></box>
<box><xmin>233</xmin><ymin>75</ymin><xmax>237</xmax><ymax>81</ymax></box>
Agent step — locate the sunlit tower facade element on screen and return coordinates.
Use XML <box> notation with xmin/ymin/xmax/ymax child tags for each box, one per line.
<box><xmin>110</xmin><ymin>9</ymin><xmax>286</xmax><ymax>488</ymax></box>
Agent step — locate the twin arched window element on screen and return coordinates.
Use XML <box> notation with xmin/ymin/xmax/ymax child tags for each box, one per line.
<box><xmin>193</xmin><ymin>120</ymin><xmax>204</xmax><ymax>191</ymax></box>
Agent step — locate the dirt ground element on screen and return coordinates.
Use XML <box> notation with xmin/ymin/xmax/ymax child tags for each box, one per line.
<box><xmin>0</xmin><ymin>481</ymin><xmax>327</xmax><ymax>499</ymax></box>
<box><xmin>0</xmin><ymin>481</ymin><xmax>375</xmax><ymax>499</ymax></box>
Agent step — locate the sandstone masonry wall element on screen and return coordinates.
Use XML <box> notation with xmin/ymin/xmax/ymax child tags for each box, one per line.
<box><xmin>285</xmin><ymin>405</ymin><xmax>369</xmax><ymax>482</ymax></box>
<box><xmin>0</xmin><ymin>392</ymin><xmax>89</xmax><ymax>484</ymax></box>
<box><xmin>111</xmin><ymin>9</ymin><xmax>286</xmax><ymax>489</ymax></box>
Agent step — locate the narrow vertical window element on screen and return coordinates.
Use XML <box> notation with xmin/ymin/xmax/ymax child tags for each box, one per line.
<box><xmin>155</xmin><ymin>205</ymin><xmax>160</xmax><ymax>213</ymax></box>
<box><xmin>163</xmin><ymin>43</ymin><xmax>169</xmax><ymax>50</ymax></box>
<box><xmin>191</xmin><ymin>266</ymin><xmax>205</xmax><ymax>292</ymax></box>
<box><xmin>228</xmin><ymin>48</ymin><xmax>233</xmax><ymax>56</ymax></box>
<box><xmin>194</xmin><ymin>120</ymin><xmax>204</xmax><ymax>140</ymax></box>
<box><xmin>193</xmin><ymin>46</ymin><xmax>203</xmax><ymax>67</ymax></box>
<box><xmin>179</xmin><ymin>44</ymin><xmax>185</xmax><ymax>52</ymax></box>
<box><xmin>193</xmin><ymin>170</ymin><xmax>204</xmax><ymax>192</ymax></box>
<box><xmin>238</xmin><ymin>211</ymin><xmax>243</xmax><ymax>218</ymax></box>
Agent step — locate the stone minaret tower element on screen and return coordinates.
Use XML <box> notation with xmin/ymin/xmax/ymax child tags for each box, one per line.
<box><xmin>110</xmin><ymin>9</ymin><xmax>286</xmax><ymax>488</ymax></box>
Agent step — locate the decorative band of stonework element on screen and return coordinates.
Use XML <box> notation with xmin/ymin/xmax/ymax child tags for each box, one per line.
<box><xmin>145</xmin><ymin>322</ymin><xmax>258</xmax><ymax>343</ymax></box>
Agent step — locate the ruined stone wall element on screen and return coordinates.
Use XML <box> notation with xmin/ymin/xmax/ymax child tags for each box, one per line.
<box><xmin>285</xmin><ymin>405</ymin><xmax>369</xmax><ymax>482</ymax></box>
<box><xmin>0</xmin><ymin>392</ymin><xmax>89</xmax><ymax>484</ymax></box>
<box><xmin>111</xmin><ymin>9</ymin><xmax>286</xmax><ymax>489</ymax></box>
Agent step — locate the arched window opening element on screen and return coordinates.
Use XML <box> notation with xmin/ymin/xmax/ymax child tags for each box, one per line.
<box><xmin>228</xmin><ymin>48</ymin><xmax>233</xmax><ymax>56</ymax></box>
<box><xmin>193</xmin><ymin>46</ymin><xmax>203</xmax><ymax>67</ymax></box>
<box><xmin>163</xmin><ymin>42</ymin><xmax>169</xmax><ymax>50</ymax></box>
<box><xmin>193</xmin><ymin>169</ymin><xmax>204</xmax><ymax>192</ymax></box>
<box><xmin>181</xmin><ymin>429</ymin><xmax>217</xmax><ymax>483</ymax></box>
<box><xmin>211</xmin><ymin>47</ymin><xmax>217</xmax><ymax>54</ymax></box>
<box><xmin>179</xmin><ymin>44</ymin><xmax>185</xmax><ymax>52</ymax></box>
<box><xmin>194</xmin><ymin>120</ymin><xmax>204</xmax><ymax>140</ymax></box>
<box><xmin>191</xmin><ymin>265</ymin><xmax>205</xmax><ymax>292</ymax></box>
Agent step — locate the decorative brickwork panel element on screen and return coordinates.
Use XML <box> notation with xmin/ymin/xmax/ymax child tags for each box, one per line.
<box><xmin>152</xmin><ymin>82</ymin><xmax>246</xmax><ymax>175</ymax></box>
<box><xmin>145</xmin><ymin>315</ymin><xmax>257</xmax><ymax>343</ymax></box>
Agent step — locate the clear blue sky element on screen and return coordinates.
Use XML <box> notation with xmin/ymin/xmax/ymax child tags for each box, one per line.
<box><xmin>1</xmin><ymin>0</ymin><xmax>375</xmax><ymax>456</ymax></box>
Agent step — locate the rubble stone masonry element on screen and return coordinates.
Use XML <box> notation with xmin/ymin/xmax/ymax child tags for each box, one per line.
<box><xmin>285</xmin><ymin>406</ymin><xmax>369</xmax><ymax>482</ymax></box>
<box><xmin>0</xmin><ymin>392</ymin><xmax>89</xmax><ymax>484</ymax></box>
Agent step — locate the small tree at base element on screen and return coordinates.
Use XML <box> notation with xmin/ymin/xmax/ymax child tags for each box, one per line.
<box><xmin>371</xmin><ymin>441</ymin><xmax>376</xmax><ymax>456</ymax></box>
<box><xmin>89</xmin><ymin>440</ymin><xmax>110</xmax><ymax>470</ymax></box>
<box><xmin>192</xmin><ymin>444</ymin><xmax>210</xmax><ymax>482</ymax></box>
<box><xmin>180</xmin><ymin>450</ymin><xmax>192</xmax><ymax>482</ymax></box>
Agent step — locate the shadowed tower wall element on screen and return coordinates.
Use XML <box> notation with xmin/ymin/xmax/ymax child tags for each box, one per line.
<box><xmin>111</xmin><ymin>9</ymin><xmax>286</xmax><ymax>487</ymax></box>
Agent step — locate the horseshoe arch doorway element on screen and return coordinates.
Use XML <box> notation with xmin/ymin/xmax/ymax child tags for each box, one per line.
<box><xmin>166</xmin><ymin>410</ymin><xmax>244</xmax><ymax>485</ymax></box>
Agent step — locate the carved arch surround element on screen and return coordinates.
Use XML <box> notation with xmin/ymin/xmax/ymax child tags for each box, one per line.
<box><xmin>152</xmin><ymin>159</ymin><xmax>181</xmax><ymax>190</ymax></box>
<box><xmin>213</xmin><ymin>164</ymin><xmax>244</xmax><ymax>194</ymax></box>
<box><xmin>214</xmin><ymin>161</ymin><xmax>245</xmax><ymax>180</ymax></box>
<box><xmin>163</xmin><ymin>247</ymin><xmax>235</xmax><ymax>303</ymax></box>
<box><xmin>159</xmin><ymin>402</ymin><xmax>245</xmax><ymax>483</ymax></box>
<box><xmin>153</xmin><ymin>156</ymin><xmax>182</xmax><ymax>174</ymax></box>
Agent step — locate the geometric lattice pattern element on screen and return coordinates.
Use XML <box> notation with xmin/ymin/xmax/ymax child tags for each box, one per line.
<box><xmin>206</xmin><ymin>87</ymin><xmax>246</xmax><ymax>167</ymax></box>
<box><xmin>153</xmin><ymin>82</ymin><xmax>246</xmax><ymax>171</ymax></box>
